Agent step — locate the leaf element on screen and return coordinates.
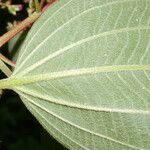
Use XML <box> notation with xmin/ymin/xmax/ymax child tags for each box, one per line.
<box><xmin>6</xmin><ymin>0</ymin><xmax>150</xmax><ymax>149</ymax></box>
<box><xmin>8</xmin><ymin>31</ymin><xmax>28</xmax><ymax>62</ymax></box>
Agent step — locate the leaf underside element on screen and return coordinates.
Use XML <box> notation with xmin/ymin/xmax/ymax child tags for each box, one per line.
<box><xmin>10</xmin><ymin>0</ymin><xmax>150</xmax><ymax>149</ymax></box>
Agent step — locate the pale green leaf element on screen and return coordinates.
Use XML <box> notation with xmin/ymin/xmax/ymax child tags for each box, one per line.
<box><xmin>6</xmin><ymin>0</ymin><xmax>150</xmax><ymax>149</ymax></box>
<box><xmin>8</xmin><ymin>31</ymin><xmax>28</xmax><ymax>62</ymax></box>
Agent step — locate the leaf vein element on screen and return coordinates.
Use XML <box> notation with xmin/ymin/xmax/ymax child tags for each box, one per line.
<box><xmin>23</xmin><ymin>95</ymin><xmax>143</xmax><ymax>150</ymax></box>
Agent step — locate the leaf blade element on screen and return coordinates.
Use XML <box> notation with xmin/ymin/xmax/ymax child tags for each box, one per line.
<box><xmin>10</xmin><ymin>0</ymin><xmax>150</xmax><ymax>149</ymax></box>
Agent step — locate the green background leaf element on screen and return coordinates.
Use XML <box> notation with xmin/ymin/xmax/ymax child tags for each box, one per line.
<box><xmin>9</xmin><ymin>0</ymin><xmax>150</xmax><ymax>149</ymax></box>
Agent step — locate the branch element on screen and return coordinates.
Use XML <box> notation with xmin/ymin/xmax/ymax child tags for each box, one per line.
<box><xmin>0</xmin><ymin>0</ymin><xmax>58</xmax><ymax>49</ymax></box>
<box><xmin>0</xmin><ymin>12</ymin><xmax>41</xmax><ymax>49</ymax></box>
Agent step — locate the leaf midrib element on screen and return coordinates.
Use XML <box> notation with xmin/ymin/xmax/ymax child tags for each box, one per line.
<box><xmin>0</xmin><ymin>65</ymin><xmax>150</xmax><ymax>89</ymax></box>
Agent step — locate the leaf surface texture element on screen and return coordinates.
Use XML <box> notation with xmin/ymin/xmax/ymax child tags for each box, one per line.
<box><xmin>11</xmin><ymin>0</ymin><xmax>150</xmax><ymax>149</ymax></box>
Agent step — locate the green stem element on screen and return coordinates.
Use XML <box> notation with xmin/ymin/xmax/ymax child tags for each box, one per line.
<box><xmin>0</xmin><ymin>78</ymin><xmax>17</xmax><ymax>90</ymax></box>
<box><xmin>0</xmin><ymin>59</ymin><xmax>12</xmax><ymax>77</ymax></box>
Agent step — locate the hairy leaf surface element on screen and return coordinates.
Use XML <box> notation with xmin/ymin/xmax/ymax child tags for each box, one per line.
<box><xmin>10</xmin><ymin>0</ymin><xmax>150</xmax><ymax>149</ymax></box>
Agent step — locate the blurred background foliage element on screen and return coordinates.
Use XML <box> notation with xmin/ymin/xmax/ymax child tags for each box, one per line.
<box><xmin>0</xmin><ymin>0</ymin><xmax>67</xmax><ymax>149</ymax></box>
